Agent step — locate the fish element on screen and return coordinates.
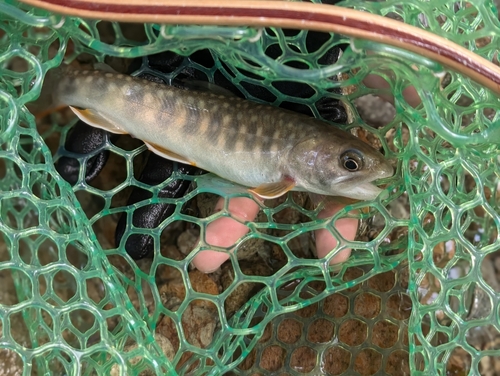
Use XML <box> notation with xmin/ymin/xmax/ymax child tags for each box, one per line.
<box><xmin>30</xmin><ymin>64</ymin><xmax>393</xmax><ymax>200</ymax></box>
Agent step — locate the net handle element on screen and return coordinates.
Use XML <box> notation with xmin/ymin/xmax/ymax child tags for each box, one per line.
<box><xmin>18</xmin><ymin>0</ymin><xmax>500</xmax><ymax>97</ymax></box>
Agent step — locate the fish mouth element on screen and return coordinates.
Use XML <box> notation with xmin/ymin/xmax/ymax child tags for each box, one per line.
<box><xmin>341</xmin><ymin>182</ymin><xmax>385</xmax><ymax>201</ymax></box>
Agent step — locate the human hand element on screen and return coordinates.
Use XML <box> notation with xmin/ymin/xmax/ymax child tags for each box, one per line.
<box><xmin>192</xmin><ymin>196</ymin><xmax>358</xmax><ymax>273</ymax></box>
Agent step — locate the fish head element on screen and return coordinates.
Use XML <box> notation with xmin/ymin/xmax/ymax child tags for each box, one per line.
<box><xmin>288</xmin><ymin>131</ymin><xmax>394</xmax><ymax>200</ymax></box>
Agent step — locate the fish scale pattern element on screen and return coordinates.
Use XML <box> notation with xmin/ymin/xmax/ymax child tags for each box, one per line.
<box><xmin>0</xmin><ymin>0</ymin><xmax>499</xmax><ymax>375</ymax></box>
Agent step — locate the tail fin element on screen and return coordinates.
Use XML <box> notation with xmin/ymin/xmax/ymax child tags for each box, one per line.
<box><xmin>27</xmin><ymin>65</ymin><xmax>68</xmax><ymax>119</ymax></box>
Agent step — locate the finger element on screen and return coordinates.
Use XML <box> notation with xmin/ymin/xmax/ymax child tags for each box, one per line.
<box><xmin>192</xmin><ymin>196</ymin><xmax>260</xmax><ymax>273</ymax></box>
<box><xmin>315</xmin><ymin>203</ymin><xmax>358</xmax><ymax>265</ymax></box>
<box><xmin>402</xmin><ymin>85</ymin><xmax>421</xmax><ymax>108</ymax></box>
<box><xmin>363</xmin><ymin>73</ymin><xmax>421</xmax><ymax>108</ymax></box>
<box><xmin>193</xmin><ymin>198</ymin><xmax>360</xmax><ymax>272</ymax></box>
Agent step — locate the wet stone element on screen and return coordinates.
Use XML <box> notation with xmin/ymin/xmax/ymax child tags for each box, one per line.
<box><xmin>277</xmin><ymin>318</ymin><xmax>302</xmax><ymax>344</ymax></box>
<box><xmin>221</xmin><ymin>259</ymin><xmax>273</xmax><ymax>317</ymax></box>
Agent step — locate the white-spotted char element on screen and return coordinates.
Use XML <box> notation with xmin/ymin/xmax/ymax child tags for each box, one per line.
<box><xmin>31</xmin><ymin>64</ymin><xmax>393</xmax><ymax>200</ymax></box>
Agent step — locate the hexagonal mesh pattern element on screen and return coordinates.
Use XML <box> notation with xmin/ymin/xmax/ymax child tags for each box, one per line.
<box><xmin>0</xmin><ymin>0</ymin><xmax>499</xmax><ymax>375</ymax></box>
<box><xmin>230</xmin><ymin>265</ymin><xmax>410</xmax><ymax>375</ymax></box>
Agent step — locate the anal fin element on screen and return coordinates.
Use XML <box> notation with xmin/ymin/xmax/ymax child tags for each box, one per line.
<box><xmin>69</xmin><ymin>106</ymin><xmax>128</xmax><ymax>135</ymax></box>
<box><xmin>144</xmin><ymin>141</ymin><xmax>197</xmax><ymax>166</ymax></box>
<box><xmin>249</xmin><ymin>179</ymin><xmax>295</xmax><ymax>199</ymax></box>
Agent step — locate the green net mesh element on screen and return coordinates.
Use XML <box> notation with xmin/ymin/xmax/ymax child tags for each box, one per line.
<box><xmin>0</xmin><ymin>0</ymin><xmax>499</xmax><ymax>374</ymax></box>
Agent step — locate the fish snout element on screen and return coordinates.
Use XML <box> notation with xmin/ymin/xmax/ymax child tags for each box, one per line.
<box><xmin>376</xmin><ymin>158</ymin><xmax>394</xmax><ymax>179</ymax></box>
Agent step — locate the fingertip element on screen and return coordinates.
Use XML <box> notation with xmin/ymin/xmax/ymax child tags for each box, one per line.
<box><xmin>363</xmin><ymin>73</ymin><xmax>420</xmax><ymax>108</ymax></box>
<box><xmin>193</xmin><ymin>196</ymin><xmax>262</xmax><ymax>273</ymax></box>
<box><xmin>402</xmin><ymin>85</ymin><xmax>421</xmax><ymax>108</ymax></box>
<box><xmin>214</xmin><ymin>196</ymin><xmax>261</xmax><ymax>221</ymax></box>
<box><xmin>362</xmin><ymin>74</ymin><xmax>395</xmax><ymax>105</ymax></box>
<box><xmin>315</xmin><ymin>203</ymin><xmax>358</xmax><ymax>265</ymax></box>
<box><xmin>192</xmin><ymin>250</ymin><xmax>230</xmax><ymax>273</ymax></box>
<box><xmin>328</xmin><ymin>248</ymin><xmax>352</xmax><ymax>265</ymax></box>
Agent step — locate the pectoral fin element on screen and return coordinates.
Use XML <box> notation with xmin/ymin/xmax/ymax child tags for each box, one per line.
<box><xmin>249</xmin><ymin>180</ymin><xmax>295</xmax><ymax>199</ymax></box>
<box><xmin>144</xmin><ymin>141</ymin><xmax>196</xmax><ymax>166</ymax></box>
<box><xmin>69</xmin><ymin>106</ymin><xmax>127</xmax><ymax>135</ymax></box>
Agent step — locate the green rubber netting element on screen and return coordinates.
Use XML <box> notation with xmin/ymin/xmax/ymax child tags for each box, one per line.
<box><xmin>0</xmin><ymin>0</ymin><xmax>499</xmax><ymax>374</ymax></box>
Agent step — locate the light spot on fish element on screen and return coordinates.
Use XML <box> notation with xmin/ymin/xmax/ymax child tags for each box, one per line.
<box><xmin>126</xmin><ymin>76</ymin><xmax>132</xmax><ymax>82</ymax></box>
<box><xmin>198</xmin><ymin>100</ymin><xmax>205</xmax><ymax>109</ymax></box>
<box><xmin>222</xmin><ymin>102</ymin><xmax>231</xmax><ymax>109</ymax></box>
<box><xmin>145</xmin><ymin>102</ymin><xmax>159</xmax><ymax>126</ymax></box>
<box><xmin>256</xmin><ymin>127</ymin><xmax>263</xmax><ymax>137</ymax></box>
<box><xmin>250</xmin><ymin>115</ymin><xmax>258</xmax><ymax>123</ymax></box>
<box><xmin>145</xmin><ymin>92</ymin><xmax>155</xmax><ymax>104</ymax></box>
<box><xmin>236</xmin><ymin>113</ymin><xmax>243</xmax><ymax>121</ymax></box>
<box><xmin>216</xmin><ymin>128</ymin><xmax>228</xmax><ymax>148</ymax></box>
<box><xmin>198</xmin><ymin>116</ymin><xmax>210</xmax><ymax>134</ymax></box>
<box><xmin>105</xmin><ymin>72</ymin><xmax>113</xmax><ymax>78</ymax></box>
<box><xmin>82</xmin><ymin>70</ymin><xmax>88</xmax><ymax>75</ymax></box>
<box><xmin>117</xmin><ymin>74</ymin><xmax>124</xmax><ymax>79</ymax></box>
<box><xmin>211</xmin><ymin>105</ymin><xmax>219</xmax><ymax>113</ymax></box>
<box><xmin>174</xmin><ymin>103</ymin><xmax>189</xmax><ymax>129</ymax></box>
<box><xmin>273</xmin><ymin>129</ymin><xmax>281</xmax><ymax>139</ymax></box>
<box><xmin>235</xmin><ymin>139</ymin><xmax>245</xmax><ymax>151</ymax></box>
<box><xmin>222</xmin><ymin>115</ymin><xmax>232</xmax><ymax>127</ymax></box>
<box><xmin>252</xmin><ymin>135</ymin><xmax>262</xmax><ymax>151</ymax></box>
<box><xmin>85</xmin><ymin>76</ymin><xmax>93</xmax><ymax>83</ymax></box>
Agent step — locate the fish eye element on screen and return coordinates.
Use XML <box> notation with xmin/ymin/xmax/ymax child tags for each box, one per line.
<box><xmin>341</xmin><ymin>150</ymin><xmax>363</xmax><ymax>172</ymax></box>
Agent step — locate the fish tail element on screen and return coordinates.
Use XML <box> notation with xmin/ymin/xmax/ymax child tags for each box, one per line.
<box><xmin>27</xmin><ymin>64</ymin><xmax>68</xmax><ymax>118</ymax></box>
